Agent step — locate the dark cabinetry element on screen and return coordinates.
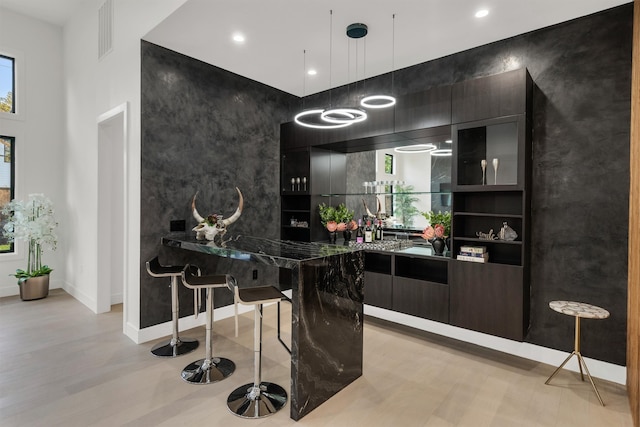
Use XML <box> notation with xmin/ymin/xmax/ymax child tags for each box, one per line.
<box><xmin>280</xmin><ymin>147</ymin><xmax>346</xmax><ymax>242</ymax></box>
<box><xmin>450</xmin><ymin>69</ymin><xmax>532</xmax><ymax>341</ymax></box>
<box><xmin>451</xmin><ymin>68</ymin><xmax>532</xmax><ymax>124</ymax></box>
<box><xmin>364</xmin><ymin>251</ymin><xmax>449</xmax><ymax>323</ymax></box>
<box><xmin>450</xmin><ymin>262</ymin><xmax>525</xmax><ymax>341</ymax></box>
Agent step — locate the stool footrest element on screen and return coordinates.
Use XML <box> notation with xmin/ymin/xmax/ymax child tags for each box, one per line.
<box><xmin>227</xmin><ymin>382</ymin><xmax>287</xmax><ymax>418</ymax></box>
<box><xmin>181</xmin><ymin>357</ymin><xmax>235</xmax><ymax>384</ymax></box>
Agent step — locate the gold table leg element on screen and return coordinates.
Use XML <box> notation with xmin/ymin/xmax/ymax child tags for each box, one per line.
<box><xmin>545</xmin><ymin>316</ymin><xmax>605</xmax><ymax>406</ymax></box>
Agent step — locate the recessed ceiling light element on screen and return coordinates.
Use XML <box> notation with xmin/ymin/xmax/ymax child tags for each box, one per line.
<box><xmin>445</xmin><ymin>139</ymin><xmax>453</xmax><ymax>144</ymax></box>
<box><xmin>307</xmin><ymin>69</ymin><xmax>317</xmax><ymax>76</ymax></box>
<box><xmin>475</xmin><ymin>9</ymin><xmax>489</xmax><ymax>18</ymax></box>
<box><xmin>232</xmin><ymin>33</ymin><xmax>245</xmax><ymax>43</ymax></box>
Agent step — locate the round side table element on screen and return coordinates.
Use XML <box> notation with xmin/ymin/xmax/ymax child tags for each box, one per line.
<box><xmin>545</xmin><ymin>300</ymin><xmax>609</xmax><ymax>406</ymax></box>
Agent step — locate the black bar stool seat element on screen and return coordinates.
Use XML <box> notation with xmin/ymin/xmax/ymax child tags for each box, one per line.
<box><xmin>145</xmin><ymin>257</ymin><xmax>199</xmax><ymax>357</ymax></box>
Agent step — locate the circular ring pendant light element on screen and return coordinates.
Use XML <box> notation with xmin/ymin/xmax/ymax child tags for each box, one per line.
<box><xmin>295</xmin><ymin>109</ymin><xmax>352</xmax><ymax>129</ymax></box>
<box><xmin>321</xmin><ymin>107</ymin><xmax>367</xmax><ymax>124</ymax></box>
<box><xmin>431</xmin><ymin>148</ymin><xmax>453</xmax><ymax>156</ymax></box>
<box><xmin>360</xmin><ymin>95</ymin><xmax>397</xmax><ymax>109</ymax></box>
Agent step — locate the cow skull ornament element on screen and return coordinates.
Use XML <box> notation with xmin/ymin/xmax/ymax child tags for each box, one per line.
<box><xmin>191</xmin><ymin>187</ymin><xmax>244</xmax><ymax>244</ymax></box>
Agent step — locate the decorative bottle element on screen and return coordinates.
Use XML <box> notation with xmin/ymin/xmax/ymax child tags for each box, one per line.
<box><xmin>356</xmin><ymin>219</ymin><xmax>364</xmax><ymax>243</ymax></box>
<box><xmin>364</xmin><ymin>221</ymin><xmax>373</xmax><ymax>243</ymax></box>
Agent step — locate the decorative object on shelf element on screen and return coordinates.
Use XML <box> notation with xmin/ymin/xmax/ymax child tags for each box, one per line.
<box><xmin>492</xmin><ymin>158</ymin><xmax>499</xmax><ymax>185</ymax></box>
<box><xmin>476</xmin><ymin>229</ymin><xmax>499</xmax><ymax>240</ymax></box>
<box><xmin>431</xmin><ymin>237</ymin><xmax>446</xmax><ymax>255</ymax></box>
<box><xmin>290</xmin><ymin>177</ymin><xmax>295</xmax><ymax>191</ymax></box>
<box><xmin>302</xmin><ymin>176</ymin><xmax>307</xmax><ymax>192</ymax></box>
<box><xmin>421</xmin><ymin>210</ymin><xmax>451</xmax><ymax>238</ymax></box>
<box><xmin>319</xmin><ymin>202</ymin><xmax>355</xmax><ymax>243</ymax></box>
<box><xmin>481</xmin><ymin>159</ymin><xmax>487</xmax><ymax>185</ymax></box>
<box><xmin>498</xmin><ymin>222</ymin><xmax>518</xmax><ymax>241</ymax></box>
<box><xmin>191</xmin><ymin>187</ymin><xmax>244</xmax><ymax>244</ymax></box>
<box><xmin>362</xmin><ymin>197</ymin><xmax>381</xmax><ymax>219</ymax></box>
<box><xmin>2</xmin><ymin>193</ymin><xmax>58</xmax><ymax>301</ymax></box>
<box><xmin>296</xmin><ymin>177</ymin><xmax>301</xmax><ymax>191</ymax></box>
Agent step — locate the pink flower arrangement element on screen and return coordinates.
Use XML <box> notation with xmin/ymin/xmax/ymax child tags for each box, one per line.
<box><xmin>326</xmin><ymin>221</ymin><xmax>338</xmax><ymax>232</ymax></box>
<box><xmin>421</xmin><ymin>224</ymin><xmax>446</xmax><ymax>240</ymax></box>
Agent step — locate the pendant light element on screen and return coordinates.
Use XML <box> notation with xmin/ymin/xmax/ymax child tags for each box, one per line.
<box><xmin>295</xmin><ymin>10</ymin><xmax>358</xmax><ymax>129</ymax></box>
<box><xmin>360</xmin><ymin>13</ymin><xmax>396</xmax><ymax>109</ymax></box>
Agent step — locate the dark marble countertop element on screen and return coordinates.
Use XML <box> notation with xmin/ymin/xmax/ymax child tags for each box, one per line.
<box><xmin>162</xmin><ymin>232</ymin><xmax>360</xmax><ymax>268</ymax></box>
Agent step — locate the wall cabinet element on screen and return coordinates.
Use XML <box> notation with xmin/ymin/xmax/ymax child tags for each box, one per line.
<box><xmin>363</xmin><ymin>251</ymin><xmax>449</xmax><ymax>323</ymax></box>
<box><xmin>280</xmin><ymin>147</ymin><xmax>346</xmax><ymax>242</ymax></box>
<box><xmin>282</xmin><ymin>68</ymin><xmax>533</xmax><ymax>341</ymax></box>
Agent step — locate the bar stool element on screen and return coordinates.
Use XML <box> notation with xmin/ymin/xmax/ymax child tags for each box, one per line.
<box><xmin>545</xmin><ymin>300</ymin><xmax>610</xmax><ymax>406</ymax></box>
<box><xmin>145</xmin><ymin>256</ymin><xmax>199</xmax><ymax>357</ymax></box>
<box><xmin>180</xmin><ymin>265</ymin><xmax>236</xmax><ymax>385</ymax></box>
<box><xmin>226</xmin><ymin>283</ymin><xmax>288</xmax><ymax>418</ymax></box>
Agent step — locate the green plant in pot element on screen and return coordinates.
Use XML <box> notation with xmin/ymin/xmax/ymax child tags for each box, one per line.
<box><xmin>421</xmin><ymin>210</ymin><xmax>452</xmax><ymax>254</ymax></box>
<box><xmin>2</xmin><ymin>194</ymin><xmax>58</xmax><ymax>300</ymax></box>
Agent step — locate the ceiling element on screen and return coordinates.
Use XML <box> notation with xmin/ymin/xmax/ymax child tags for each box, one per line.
<box><xmin>1</xmin><ymin>0</ymin><xmax>631</xmax><ymax>97</ymax></box>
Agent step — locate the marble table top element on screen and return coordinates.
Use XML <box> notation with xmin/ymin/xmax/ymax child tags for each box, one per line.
<box><xmin>549</xmin><ymin>300</ymin><xmax>610</xmax><ymax>319</ymax></box>
<box><xmin>162</xmin><ymin>233</ymin><xmax>360</xmax><ymax>268</ymax></box>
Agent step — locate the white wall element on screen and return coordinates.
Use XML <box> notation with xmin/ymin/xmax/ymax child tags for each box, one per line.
<box><xmin>0</xmin><ymin>8</ymin><xmax>66</xmax><ymax>297</ymax></box>
<box><xmin>62</xmin><ymin>0</ymin><xmax>187</xmax><ymax>339</ymax></box>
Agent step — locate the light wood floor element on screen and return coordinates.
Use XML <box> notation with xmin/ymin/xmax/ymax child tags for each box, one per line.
<box><xmin>0</xmin><ymin>289</ymin><xmax>633</xmax><ymax>427</ymax></box>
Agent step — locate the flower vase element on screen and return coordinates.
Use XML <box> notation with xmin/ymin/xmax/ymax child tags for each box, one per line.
<box><xmin>328</xmin><ymin>231</ymin><xmax>337</xmax><ymax>244</ymax></box>
<box><xmin>431</xmin><ymin>237</ymin><xmax>445</xmax><ymax>255</ymax></box>
<box><xmin>343</xmin><ymin>230</ymin><xmax>352</xmax><ymax>244</ymax></box>
<box><xmin>18</xmin><ymin>274</ymin><xmax>50</xmax><ymax>301</ymax></box>
<box><xmin>445</xmin><ymin>237</ymin><xmax>451</xmax><ymax>251</ymax></box>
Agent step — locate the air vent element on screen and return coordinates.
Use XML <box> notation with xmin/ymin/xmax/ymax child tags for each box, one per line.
<box><xmin>98</xmin><ymin>0</ymin><xmax>113</xmax><ymax>59</ymax></box>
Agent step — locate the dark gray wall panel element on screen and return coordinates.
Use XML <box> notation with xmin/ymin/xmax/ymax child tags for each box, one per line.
<box><xmin>140</xmin><ymin>41</ymin><xmax>297</xmax><ymax>328</ymax></box>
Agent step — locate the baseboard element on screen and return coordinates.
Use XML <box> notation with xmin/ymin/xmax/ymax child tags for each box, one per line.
<box><xmin>62</xmin><ymin>281</ymin><xmax>98</xmax><ymax>313</ymax></box>
<box><xmin>111</xmin><ymin>292</ymin><xmax>123</xmax><ymax>305</ymax></box>
<box><xmin>364</xmin><ymin>305</ymin><xmax>626</xmax><ymax>385</ymax></box>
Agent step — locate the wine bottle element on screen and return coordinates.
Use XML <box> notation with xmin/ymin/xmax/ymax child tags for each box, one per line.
<box><xmin>364</xmin><ymin>220</ymin><xmax>373</xmax><ymax>243</ymax></box>
<box><xmin>375</xmin><ymin>220</ymin><xmax>383</xmax><ymax>240</ymax></box>
<box><xmin>371</xmin><ymin>220</ymin><xmax>377</xmax><ymax>241</ymax></box>
<box><xmin>356</xmin><ymin>219</ymin><xmax>364</xmax><ymax>243</ymax></box>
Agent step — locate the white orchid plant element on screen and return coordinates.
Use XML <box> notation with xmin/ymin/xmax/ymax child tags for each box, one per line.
<box><xmin>2</xmin><ymin>194</ymin><xmax>58</xmax><ymax>280</ymax></box>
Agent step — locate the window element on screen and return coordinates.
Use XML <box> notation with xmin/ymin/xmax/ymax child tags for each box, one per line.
<box><xmin>384</xmin><ymin>153</ymin><xmax>394</xmax><ymax>174</ymax></box>
<box><xmin>0</xmin><ymin>136</ymin><xmax>15</xmax><ymax>253</ymax></box>
<box><xmin>0</xmin><ymin>55</ymin><xmax>14</xmax><ymax>113</ymax></box>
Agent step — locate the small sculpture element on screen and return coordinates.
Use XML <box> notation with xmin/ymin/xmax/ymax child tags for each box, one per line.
<box><xmin>492</xmin><ymin>158</ymin><xmax>499</xmax><ymax>185</ymax></box>
<box><xmin>191</xmin><ymin>187</ymin><xmax>244</xmax><ymax>244</ymax></box>
<box><xmin>476</xmin><ymin>229</ymin><xmax>499</xmax><ymax>240</ymax></box>
<box><xmin>498</xmin><ymin>222</ymin><xmax>518</xmax><ymax>241</ymax></box>
<box><xmin>481</xmin><ymin>159</ymin><xmax>487</xmax><ymax>185</ymax></box>
<box><xmin>362</xmin><ymin>197</ymin><xmax>382</xmax><ymax>219</ymax></box>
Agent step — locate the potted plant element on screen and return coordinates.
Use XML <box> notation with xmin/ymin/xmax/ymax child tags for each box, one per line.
<box><xmin>393</xmin><ymin>184</ymin><xmax>420</xmax><ymax>228</ymax></box>
<box><xmin>421</xmin><ymin>210</ymin><xmax>452</xmax><ymax>254</ymax></box>
<box><xmin>334</xmin><ymin>203</ymin><xmax>357</xmax><ymax>242</ymax></box>
<box><xmin>2</xmin><ymin>194</ymin><xmax>58</xmax><ymax>300</ymax></box>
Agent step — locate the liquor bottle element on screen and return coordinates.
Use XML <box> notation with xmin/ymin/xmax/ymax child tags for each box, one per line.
<box><xmin>371</xmin><ymin>220</ymin><xmax>377</xmax><ymax>241</ymax></box>
<box><xmin>356</xmin><ymin>219</ymin><xmax>364</xmax><ymax>243</ymax></box>
<box><xmin>375</xmin><ymin>219</ymin><xmax>383</xmax><ymax>240</ymax></box>
<box><xmin>364</xmin><ymin>220</ymin><xmax>373</xmax><ymax>243</ymax></box>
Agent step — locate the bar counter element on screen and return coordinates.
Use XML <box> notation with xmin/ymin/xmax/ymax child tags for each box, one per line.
<box><xmin>162</xmin><ymin>233</ymin><xmax>365</xmax><ymax>421</ymax></box>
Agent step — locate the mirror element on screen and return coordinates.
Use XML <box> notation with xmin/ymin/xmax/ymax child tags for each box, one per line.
<box><xmin>344</xmin><ymin>142</ymin><xmax>451</xmax><ymax>231</ymax></box>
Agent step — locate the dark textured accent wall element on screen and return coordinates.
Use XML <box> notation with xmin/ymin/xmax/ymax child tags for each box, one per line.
<box><xmin>140</xmin><ymin>41</ymin><xmax>297</xmax><ymax>328</ymax></box>
<box><xmin>304</xmin><ymin>5</ymin><xmax>632</xmax><ymax>365</ymax></box>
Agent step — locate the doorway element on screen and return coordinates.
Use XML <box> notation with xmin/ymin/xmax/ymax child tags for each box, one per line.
<box><xmin>97</xmin><ymin>103</ymin><xmax>128</xmax><ymax>317</ymax></box>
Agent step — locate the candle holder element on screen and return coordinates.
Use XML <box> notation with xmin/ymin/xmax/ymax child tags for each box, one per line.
<box><xmin>481</xmin><ymin>159</ymin><xmax>487</xmax><ymax>185</ymax></box>
<box><xmin>492</xmin><ymin>158</ymin><xmax>499</xmax><ymax>185</ymax></box>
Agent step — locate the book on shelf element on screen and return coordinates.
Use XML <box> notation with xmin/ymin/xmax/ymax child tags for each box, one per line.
<box><xmin>457</xmin><ymin>253</ymin><xmax>489</xmax><ymax>263</ymax></box>
<box><xmin>459</xmin><ymin>245</ymin><xmax>487</xmax><ymax>254</ymax></box>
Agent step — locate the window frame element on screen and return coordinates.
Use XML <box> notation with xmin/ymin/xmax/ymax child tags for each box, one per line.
<box><xmin>0</xmin><ymin>48</ymin><xmax>24</xmax><ymax>121</ymax></box>
<box><xmin>0</xmin><ymin>135</ymin><xmax>16</xmax><ymax>254</ymax></box>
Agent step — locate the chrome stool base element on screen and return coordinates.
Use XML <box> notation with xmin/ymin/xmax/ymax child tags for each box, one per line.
<box><xmin>150</xmin><ymin>337</ymin><xmax>199</xmax><ymax>358</ymax></box>
<box><xmin>181</xmin><ymin>357</ymin><xmax>235</xmax><ymax>385</ymax></box>
<box><xmin>227</xmin><ymin>382</ymin><xmax>287</xmax><ymax>418</ymax></box>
